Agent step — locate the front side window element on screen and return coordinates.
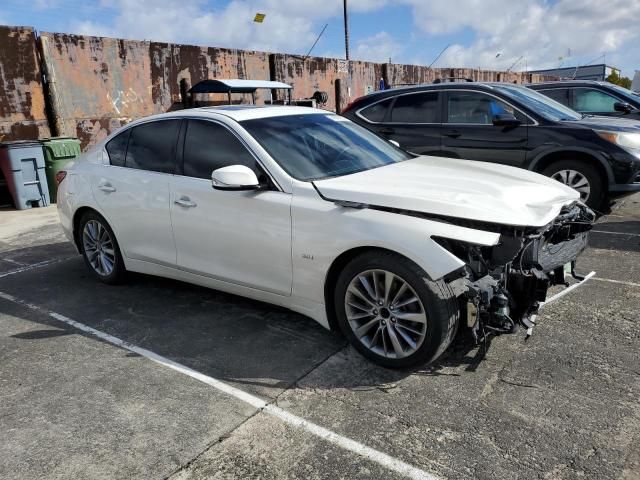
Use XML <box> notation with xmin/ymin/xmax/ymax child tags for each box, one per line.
<box><xmin>183</xmin><ymin>120</ymin><xmax>257</xmax><ymax>180</ymax></box>
<box><xmin>105</xmin><ymin>129</ymin><xmax>130</xmax><ymax>167</ymax></box>
<box><xmin>539</xmin><ymin>88</ymin><xmax>570</xmax><ymax>106</ymax></box>
<box><xmin>359</xmin><ymin>98</ymin><xmax>392</xmax><ymax>122</ymax></box>
<box><xmin>572</xmin><ymin>88</ymin><xmax>620</xmax><ymax>113</ymax></box>
<box><xmin>447</xmin><ymin>91</ymin><xmax>525</xmax><ymax>124</ymax></box>
<box><xmin>494</xmin><ymin>85</ymin><xmax>581</xmax><ymax>121</ymax></box>
<box><xmin>390</xmin><ymin>92</ymin><xmax>439</xmax><ymax>123</ymax></box>
<box><xmin>241</xmin><ymin>114</ymin><xmax>411</xmax><ymax>181</ymax></box>
<box><xmin>125</xmin><ymin>120</ymin><xmax>180</xmax><ymax>173</ymax></box>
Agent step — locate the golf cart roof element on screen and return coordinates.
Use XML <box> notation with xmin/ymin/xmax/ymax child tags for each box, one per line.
<box><xmin>189</xmin><ymin>79</ymin><xmax>292</xmax><ymax>94</ymax></box>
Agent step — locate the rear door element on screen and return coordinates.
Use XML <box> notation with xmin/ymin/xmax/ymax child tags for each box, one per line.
<box><xmin>359</xmin><ymin>92</ymin><xmax>442</xmax><ymax>155</ymax></box>
<box><xmin>440</xmin><ymin>90</ymin><xmax>528</xmax><ymax>167</ymax></box>
<box><xmin>536</xmin><ymin>87</ymin><xmax>571</xmax><ymax>108</ymax></box>
<box><xmin>95</xmin><ymin>119</ymin><xmax>180</xmax><ymax>265</ymax></box>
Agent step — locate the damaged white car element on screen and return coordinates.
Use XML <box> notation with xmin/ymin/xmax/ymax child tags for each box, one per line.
<box><xmin>57</xmin><ymin>106</ymin><xmax>595</xmax><ymax>368</ymax></box>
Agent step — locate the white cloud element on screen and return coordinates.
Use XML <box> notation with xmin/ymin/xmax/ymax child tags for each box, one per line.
<box><xmin>353</xmin><ymin>31</ymin><xmax>403</xmax><ymax>63</ymax></box>
<box><xmin>401</xmin><ymin>0</ymin><xmax>640</xmax><ymax>75</ymax></box>
<box><xmin>69</xmin><ymin>0</ymin><xmax>389</xmax><ymax>54</ymax></box>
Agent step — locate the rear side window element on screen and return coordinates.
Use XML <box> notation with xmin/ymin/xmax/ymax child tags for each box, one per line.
<box><xmin>105</xmin><ymin>129</ymin><xmax>130</xmax><ymax>167</ymax></box>
<box><xmin>572</xmin><ymin>88</ymin><xmax>619</xmax><ymax>112</ymax></box>
<box><xmin>125</xmin><ymin>120</ymin><xmax>180</xmax><ymax>174</ymax></box>
<box><xmin>359</xmin><ymin>98</ymin><xmax>392</xmax><ymax>122</ymax></box>
<box><xmin>539</xmin><ymin>88</ymin><xmax>570</xmax><ymax>106</ymax></box>
<box><xmin>390</xmin><ymin>92</ymin><xmax>439</xmax><ymax>123</ymax></box>
<box><xmin>183</xmin><ymin>120</ymin><xmax>257</xmax><ymax>180</ymax></box>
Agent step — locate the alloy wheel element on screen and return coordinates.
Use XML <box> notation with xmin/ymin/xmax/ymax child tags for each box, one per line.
<box><xmin>551</xmin><ymin>169</ymin><xmax>591</xmax><ymax>202</ymax></box>
<box><xmin>82</xmin><ymin>220</ymin><xmax>116</xmax><ymax>276</ymax></box>
<box><xmin>344</xmin><ymin>269</ymin><xmax>428</xmax><ymax>359</ymax></box>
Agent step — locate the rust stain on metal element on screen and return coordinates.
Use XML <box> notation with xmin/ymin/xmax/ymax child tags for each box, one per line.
<box><xmin>0</xmin><ymin>25</ymin><xmax>51</xmax><ymax>142</ymax></box>
<box><xmin>40</xmin><ymin>32</ymin><xmax>271</xmax><ymax>149</ymax></box>
<box><xmin>271</xmin><ymin>54</ymin><xmax>382</xmax><ymax>111</ymax></box>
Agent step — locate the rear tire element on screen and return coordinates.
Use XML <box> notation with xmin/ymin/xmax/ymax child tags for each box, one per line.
<box><xmin>334</xmin><ymin>251</ymin><xmax>459</xmax><ymax>368</ymax></box>
<box><xmin>78</xmin><ymin>211</ymin><xmax>126</xmax><ymax>285</ymax></box>
<box><xmin>542</xmin><ymin>160</ymin><xmax>605</xmax><ymax>211</ymax></box>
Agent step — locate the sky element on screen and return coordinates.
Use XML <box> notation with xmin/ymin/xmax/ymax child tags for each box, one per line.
<box><xmin>2</xmin><ymin>0</ymin><xmax>639</xmax><ymax>77</ymax></box>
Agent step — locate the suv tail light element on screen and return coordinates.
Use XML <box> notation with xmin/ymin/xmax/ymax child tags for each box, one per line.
<box><xmin>55</xmin><ymin>170</ymin><xmax>67</xmax><ymax>185</ymax></box>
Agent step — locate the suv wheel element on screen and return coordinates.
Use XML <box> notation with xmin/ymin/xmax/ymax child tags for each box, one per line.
<box><xmin>542</xmin><ymin>160</ymin><xmax>604</xmax><ymax>210</ymax></box>
<box><xmin>334</xmin><ymin>251</ymin><xmax>459</xmax><ymax>368</ymax></box>
<box><xmin>79</xmin><ymin>211</ymin><xmax>126</xmax><ymax>284</ymax></box>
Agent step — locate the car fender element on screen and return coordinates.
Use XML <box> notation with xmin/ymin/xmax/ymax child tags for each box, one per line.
<box><xmin>528</xmin><ymin>146</ymin><xmax>615</xmax><ymax>184</ymax></box>
<box><xmin>291</xmin><ymin>194</ymin><xmax>500</xmax><ymax>305</ymax></box>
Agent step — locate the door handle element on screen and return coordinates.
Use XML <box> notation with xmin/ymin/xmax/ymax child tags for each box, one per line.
<box><xmin>443</xmin><ymin>130</ymin><xmax>461</xmax><ymax>138</ymax></box>
<box><xmin>174</xmin><ymin>196</ymin><xmax>197</xmax><ymax>208</ymax></box>
<box><xmin>378</xmin><ymin>127</ymin><xmax>395</xmax><ymax>135</ymax></box>
<box><xmin>98</xmin><ymin>182</ymin><xmax>116</xmax><ymax>193</ymax></box>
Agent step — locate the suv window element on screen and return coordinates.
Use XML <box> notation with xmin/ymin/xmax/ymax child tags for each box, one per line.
<box><xmin>105</xmin><ymin>129</ymin><xmax>130</xmax><ymax>167</ymax></box>
<box><xmin>390</xmin><ymin>92</ymin><xmax>439</xmax><ymax>123</ymax></box>
<box><xmin>183</xmin><ymin>120</ymin><xmax>257</xmax><ymax>180</ymax></box>
<box><xmin>572</xmin><ymin>88</ymin><xmax>620</xmax><ymax>112</ymax></box>
<box><xmin>359</xmin><ymin>98</ymin><xmax>392</xmax><ymax>122</ymax></box>
<box><xmin>125</xmin><ymin>120</ymin><xmax>180</xmax><ymax>173</ymax></box>
<box><xmin>539</xmin><ymin>88</ymin><xmax>570</xmax><ymax>106</ymax></box>
<box><xmin>447</xmin><ymin>91</ymin><xmax>526</xmax><ymax>124</ymax></box>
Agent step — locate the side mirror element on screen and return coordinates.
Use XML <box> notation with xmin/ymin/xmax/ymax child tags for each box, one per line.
<box><xmin>614</xmin><ymin>101</ymin><xmax>633</xmax><ymax>113</ymax></box>
<box><xmin>389</xmin><ymin>139</ymin><xmax>400</xmax><ymax>148</ymax></box>
<box><xmin>212</xmin><ymin>165</ymin><xmax>260</xmax><ymax>191</ymax></box>
<box><xmin>492</xmin><ymin>113</ymin><xmax>522</xmax><ymax>127</ymax></box>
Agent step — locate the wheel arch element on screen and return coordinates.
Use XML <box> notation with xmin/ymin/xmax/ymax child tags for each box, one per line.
<box><xmin>323</xmin><ymin>246</ymin><xmax>424</xmax><ymax>332</ymax></box>
<box><xmin>72</xmin><ymin>205</ymin><xmax>114</xmax><ymax>253</ymax></box>
<box><xmin>529</xmin><ymin>148</ymin><xmax>613</xmax><ymax>189</ymax></box>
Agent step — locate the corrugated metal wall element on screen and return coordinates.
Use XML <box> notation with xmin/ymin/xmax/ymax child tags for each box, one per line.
<box><xmin>0</xmin><ymin>24</ymin><xmax>559</xmax><ymax>150</ymax></box>
<box><xmin>0</xmin><ymin>26</ymin><xmax>50</xmax><ymax>142</ymax></box>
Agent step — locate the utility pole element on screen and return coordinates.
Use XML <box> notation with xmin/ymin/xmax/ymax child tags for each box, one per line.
<box><xmin>343</xmin><ymin>0</ymin><xmax>350</xmax><ymax>60</ymax></box>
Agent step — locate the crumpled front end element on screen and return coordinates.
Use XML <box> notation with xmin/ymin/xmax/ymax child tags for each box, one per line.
<box><xmin>439</xmin><ymin>202</ymin><xmax>595</xmax><ymax>341</ymax></box>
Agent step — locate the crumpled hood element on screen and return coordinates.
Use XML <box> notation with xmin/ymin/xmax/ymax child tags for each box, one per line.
<box><xmin>313</xmin><ymin>156</ymin><xmax>580</xmax><ymax>227</ymax></box>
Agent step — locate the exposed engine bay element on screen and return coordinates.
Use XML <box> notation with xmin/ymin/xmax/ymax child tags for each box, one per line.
<box><xmin>440</xmin><ymin>202</ymin><xmax>595</xmax><ymax>341</ymax></box>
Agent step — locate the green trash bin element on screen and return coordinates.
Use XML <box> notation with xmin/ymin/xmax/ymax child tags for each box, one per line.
<box><xmin>41</xmin><ymin>137</ymin><xmax>81</xmax><ymax>202</ymax></box>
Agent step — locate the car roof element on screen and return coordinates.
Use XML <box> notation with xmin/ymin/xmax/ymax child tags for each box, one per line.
<box><xmin>349</xmin><ymin>81</ymin><xmax>525</xmax><ymax>105</ymax></box>
<box><xmin>126</xmin><ymin>105</ymin><xmax>332</xmax><ymax>125</ymax></box>
<box><xmin>526</xmin><ymin>80</ymin><xmax>608</xmax><ymax>88</ymax></box>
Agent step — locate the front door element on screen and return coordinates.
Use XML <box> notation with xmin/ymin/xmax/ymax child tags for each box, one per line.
<box><xmin>170</xmin><ymin>119</ymin><xmax>292</xmax><ymax>295</ymax></box>
<box><xmin>440</xmin><ymin>90</ymin><xmax>528</xmax><ymax>167</ymax></box>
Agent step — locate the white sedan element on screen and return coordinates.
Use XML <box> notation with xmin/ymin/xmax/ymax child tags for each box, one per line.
<box><xmin>57</xmin><ymin>106</ymin><xmax>594</xmax><ymax>367</ymax></box>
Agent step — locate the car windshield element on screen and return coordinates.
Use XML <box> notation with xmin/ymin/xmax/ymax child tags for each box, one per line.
<box><xmin>241</xmin><ymin>114</ymin><xmax>412</xmax><ymax>181</ymax></box>
<box><xmin>495</xmin><ymin>84</ymin><xmax>582</xmax><ymax>121</ymax></box>
<box><xmin>607</xmin><ymin>83</ymin><xmax>640</xmax><ymax>101</ymax></box>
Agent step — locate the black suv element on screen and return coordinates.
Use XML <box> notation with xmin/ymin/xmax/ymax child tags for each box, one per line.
<box><xmin>341</xmin><ymin>82</ymin><xmax>640</xmax><ymax>210</ymax></box>
<box><xmin>528</xmin><ymin>80</ymin><xmax>640</xmax><ymax>121</ymax></box>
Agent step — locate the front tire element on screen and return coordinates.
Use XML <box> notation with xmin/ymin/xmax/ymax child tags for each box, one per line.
<box><xmin>334</xmin><ymin>251</ymin><xmax>459</xmax><ymax>368</ymax></box>
<box><xmin>542</xmin><ymin>160</ymin><xmax>605</xmax><ymax>210</ymax></box>
<box><xmin>78</xmin><ymin>211</ymin><xmax>126</xmax><ymax>284</ymax></box>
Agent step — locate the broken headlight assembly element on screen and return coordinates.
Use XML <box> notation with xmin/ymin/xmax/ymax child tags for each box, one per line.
<box><xmin>437</xmin><ymin>202</ymin><xmax>595</xmax><ymax>342</ymax></box>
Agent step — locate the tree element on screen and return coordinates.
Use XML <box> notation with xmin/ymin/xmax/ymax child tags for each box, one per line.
<box><xmin>606</xmin><ymin>71</ymin><xmax>632</xmax><ymax>89</ymax></box>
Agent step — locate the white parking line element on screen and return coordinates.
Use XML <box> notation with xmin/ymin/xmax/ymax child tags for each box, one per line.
<box><xmin>0</xmin><ymin>256</ymin><xmax>76</xmax><ymax>279</ymax></box>
<box><xmin>0</xmin><ymin>291</ymin><xmax>439</xmax><ymax>480</ymax></box>
<box><xmin>592</xmin><ymin>230</ymin><xmax>640</xmax><ymax>237</ymax></box>
<box><xmin>592</xmin><ymin>277</ymin><xmax>640</xmax><ymax>288</ymax></box>
<box><xmin>539</xmin><ymin>271</ymin><xmax>596</xmax><ymax>308</ymax></box>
